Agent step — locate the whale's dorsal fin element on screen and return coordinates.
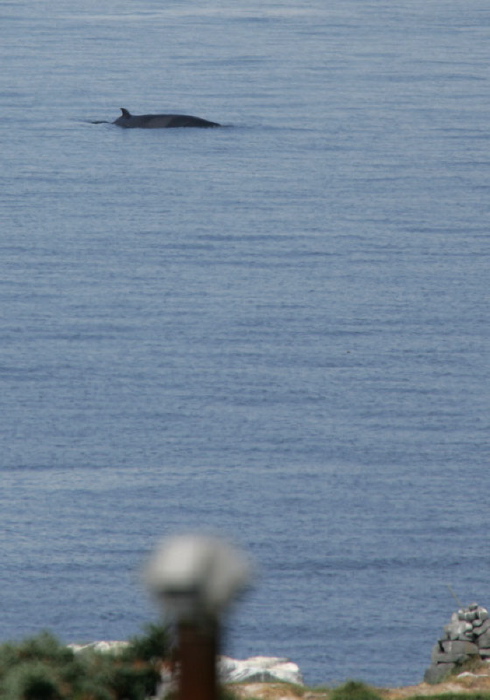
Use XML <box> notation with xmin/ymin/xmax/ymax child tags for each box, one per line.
<box><xmin>120</xmin><ymin>108</ymin><xmax>131</xmax><ymax>118</ymax></box>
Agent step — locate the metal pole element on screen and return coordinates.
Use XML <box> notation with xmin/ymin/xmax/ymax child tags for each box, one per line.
<box><xmin>446</xmin><ymin>584</ymin><xmax>464</xmax><ymax>609</ymax></box>
<box><xmin>177</xmin><ymin>619</ymin><xmax>219</xmax><ymax>700</ymax></box>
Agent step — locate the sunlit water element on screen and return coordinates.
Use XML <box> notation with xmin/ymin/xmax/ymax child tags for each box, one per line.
<box><xmin>1</xmin><ymin>0</ymin><xmax>489</xmax><ymax>687</ymax></box>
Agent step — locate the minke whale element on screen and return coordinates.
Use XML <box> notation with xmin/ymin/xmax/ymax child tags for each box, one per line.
<box><xmin>113</xmin><ymin>108</ymin><xmax>220</xmax><ymax>129</ymax></box>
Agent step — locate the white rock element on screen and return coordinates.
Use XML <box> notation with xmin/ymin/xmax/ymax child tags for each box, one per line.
<box><xmin>219</xmin><ymin>656</ymin><xmax>304</xmax><ymax>685</ymax></box>
<box><xmin>68</xmin><ymin>643</ymin><xmax>304</xmax><ymax>687</ymax></box>
<box><xmin>457</xmin><ymin>672</ymin><xmax>490</xmax><ymax>679</ymax></box>
<box><xmin>68</xmin><ymin>641</ymin><xmax>130</xmax><ymax>655</ymax></box>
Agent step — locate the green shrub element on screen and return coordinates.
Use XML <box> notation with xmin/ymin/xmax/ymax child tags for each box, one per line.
<box><xmin>122</xmin><ymin>622</ymin><xmax>170</xmax><ymax>664</ymax></box>
<box><xmin>1</xmin><ymin>660</ymin><xmax>63</xmax><ymax>700</ymax></box>
<box><xmin>108</xmin><ymin>665</ymin><xmax>161</xmax><ymax>700</ymax></box>
<box><xmin>0</xmin><ymin>623</ymin><xmax>170</xmax><ymax>700</ymax></box>
<box><xmin>0</xmin><ymin>632</ymin><xmax>74</xmax><ymax>681</ymax></box>
<box><xmin>330</xmin><ymin>680</ymin><xmax>382</xmax><ymax>700</ymax></box>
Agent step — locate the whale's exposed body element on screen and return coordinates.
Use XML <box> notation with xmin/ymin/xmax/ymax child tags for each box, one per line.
<box><xmin>113</xmin><ymin>108</ymin><xmax>220</xmax><ymax>129</ymax></box>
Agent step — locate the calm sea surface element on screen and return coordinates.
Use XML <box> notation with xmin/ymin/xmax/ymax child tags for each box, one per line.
<box><xmin>1</xmin><ymin>0</ymin><xmax>489</xmax><ymax>687</ymax></box>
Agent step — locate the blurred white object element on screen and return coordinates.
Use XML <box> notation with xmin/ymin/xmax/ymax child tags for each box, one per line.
<box><xmin>145</xmin><ymin>534</ymin><xmax>252</xmax><ymax>620</ymax></box>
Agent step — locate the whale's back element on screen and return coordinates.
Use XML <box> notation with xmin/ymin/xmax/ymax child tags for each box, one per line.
<box><xmin>113</xmin><ymin>109</ymin><xmax>220</xmax><ymax>129</ymax></box>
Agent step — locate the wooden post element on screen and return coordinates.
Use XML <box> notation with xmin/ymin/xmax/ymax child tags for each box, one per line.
<box><xmin>177</xmin><ymin>619</ymin><xmax>219</xmax><ymax>700</ymax></box>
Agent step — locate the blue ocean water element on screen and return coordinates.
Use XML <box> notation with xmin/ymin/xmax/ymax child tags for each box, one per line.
<box><xmin>1</xmin><ymin>0</ymin><xmax>489</xmax><ymax>688</ymax></box>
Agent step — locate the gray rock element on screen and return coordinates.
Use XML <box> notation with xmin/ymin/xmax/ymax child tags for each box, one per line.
<box><xmin>477</xmin><ymin>631</ymin><xmax>490</xmax><ymax>648</ymax></box>
<box><xmin>442</xmin><ymin>640</ymin><xmax>479</xmax><ymax>654</ymax></box>
<box><xmin>444</xmin><ymin>621</ymin><xmax>473</xmax><ymax>640</ymax></box>
<box><xmin>473</xmin><ymin>619</ymin><xmax>490</xmax><ymax>636</ymax></box>
<box><xmin>431</xmin><ymin>643</ymin><xmax>445</xmax><ymax>663</ymax></box>
<box><xmin>426</xmin><ymin>603</ymin><xmax>490</xmax><ymax>684</ymax></box>
<box><xmin>424</xmin><ymin>663</ymin><xmax>455</xmax><ymax>685</ymax></box>
<box><xmin>431</xmin><ymin>640</ymin><xmax>479</xmax><ymax>664</ymax></box>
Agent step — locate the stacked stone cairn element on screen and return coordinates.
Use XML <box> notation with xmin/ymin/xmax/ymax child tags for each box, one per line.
<box><xmin>424</xmin><ymin>603</ymin><xmax>490</xmax><ymax>684</ymax></box>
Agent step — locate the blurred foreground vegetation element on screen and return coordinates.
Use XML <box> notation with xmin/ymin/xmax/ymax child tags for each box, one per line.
<box><xmin>0</xmin><ymin>623</ymin><xmax>169</xmax><ymax>700</ymax></box>
<box><xmin>2</xmin><ymin>630</ymin><xmax>490</xmax><ymax>700</ymax></box>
